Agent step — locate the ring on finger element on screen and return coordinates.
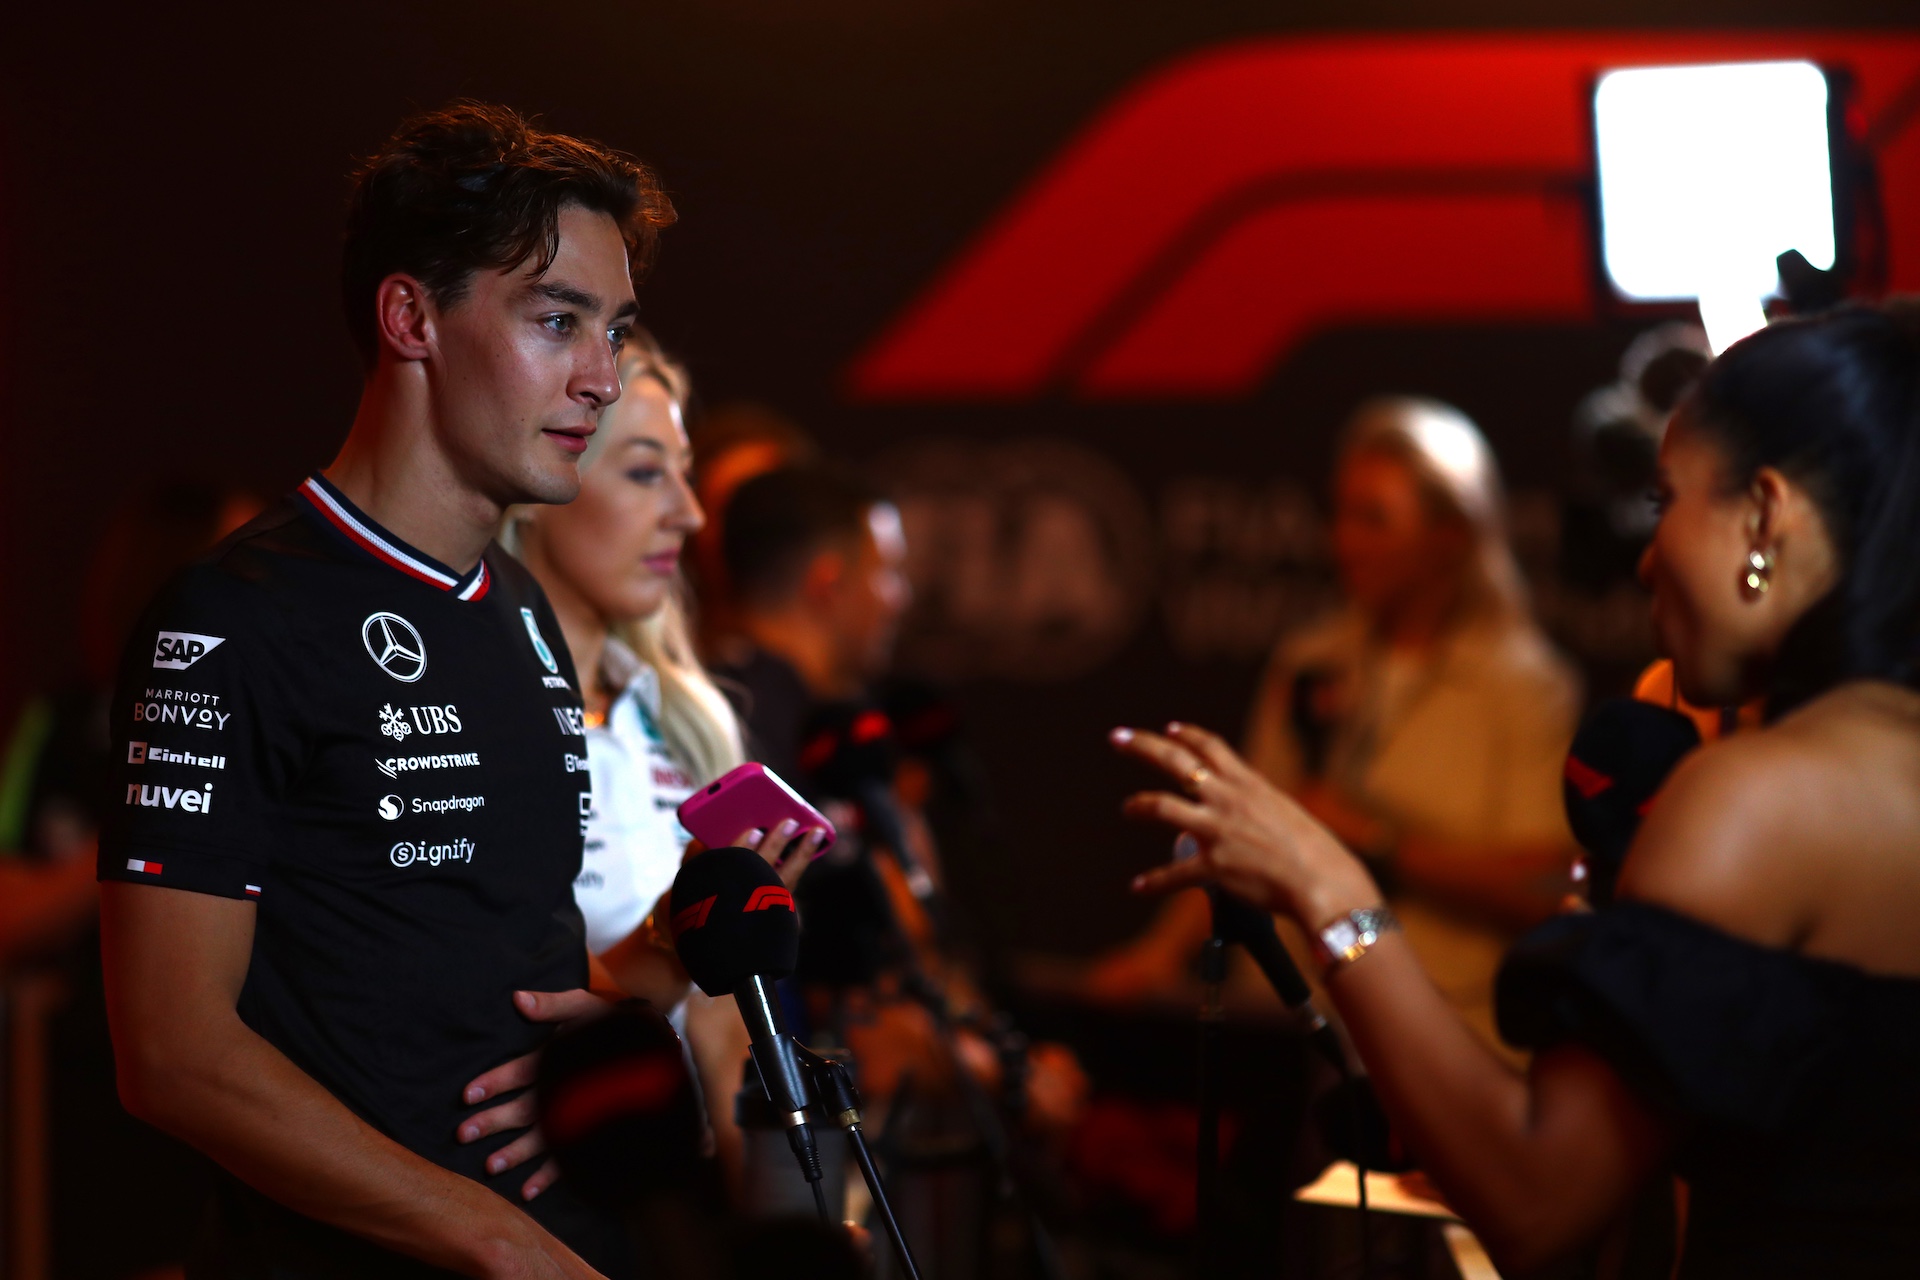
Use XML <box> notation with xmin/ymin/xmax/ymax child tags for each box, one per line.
<box><xmin>1185</xmin><ymin>765</ymin><xmax>1212</xmax><ymax>793</ymax></box>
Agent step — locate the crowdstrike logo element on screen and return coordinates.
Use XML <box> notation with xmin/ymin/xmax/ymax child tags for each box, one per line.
<box><xmin>521</xmin><ymin>608</ymin><xmax>560</xmax><ymax>674</ymax></box>
<box><xmin>375</xmin><ymin>750</ymin><xmax>481</xmax><ymax>779</ymax></box>
<box><xmin>362</xmin><ymin>613</ymin><xmax>427</xmax><ymax>683</ymax></box>
<box><xmin>153</xmin><ymin>632</ymin><xmax>225</xmax><ymax>671</ymax></box>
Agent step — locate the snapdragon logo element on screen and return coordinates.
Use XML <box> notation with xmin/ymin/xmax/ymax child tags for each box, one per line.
<box><xmin>390</xmin><ymin>838</ymin><xmax>475</xmax><ymax>868</ymax></box>
<box><xmin>378</xmin><ymin>795</ymin><xmax>403</xmax><ymax>820</ymax></box>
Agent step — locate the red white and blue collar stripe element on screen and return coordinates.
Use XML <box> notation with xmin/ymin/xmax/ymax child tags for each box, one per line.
<box><xmin>298</xmin><ymin>474</ymin><xmax>491</xmax><ymax>601</ymax></box>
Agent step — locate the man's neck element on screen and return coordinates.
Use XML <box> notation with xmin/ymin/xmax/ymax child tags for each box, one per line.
<box><xmin>323</xmin><ymin>363</ymin><xmax>502</xmax><ymax>573</ymax></box>
<box><xmin>739</xmin><ymin>608</ymin><xmax>858</xmax><ymax>700</ymax></box>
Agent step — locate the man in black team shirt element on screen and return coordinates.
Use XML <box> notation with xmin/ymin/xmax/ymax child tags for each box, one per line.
<box><xmin>98</xmin><ymin>104</ymin><xmax>673</xmax><ymax>1279</ymax></box>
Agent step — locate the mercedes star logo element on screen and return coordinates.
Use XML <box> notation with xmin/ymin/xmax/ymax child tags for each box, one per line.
<box><xmin>362</xmin><ymin>612</ymin><xmax>427</xmax><ymax>683</ymax></box>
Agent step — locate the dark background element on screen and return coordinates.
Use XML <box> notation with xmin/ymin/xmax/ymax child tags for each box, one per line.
<box><xmin>4</xmin><ymin>0</ymin><xmax>1914</xmax><ymax>957</ymax></box>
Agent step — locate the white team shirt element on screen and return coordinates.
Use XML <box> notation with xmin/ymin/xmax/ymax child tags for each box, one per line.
<box><xmin>574</xmin><ymin>639</ymin><xmax>699</xmax><ymax>955</ymax></box>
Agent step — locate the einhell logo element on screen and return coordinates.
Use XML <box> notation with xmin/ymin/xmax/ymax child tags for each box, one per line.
<box><xmin>744</xmin><ymin>886</ymin><xmax>795</xmax><ymax>913</ymax></box>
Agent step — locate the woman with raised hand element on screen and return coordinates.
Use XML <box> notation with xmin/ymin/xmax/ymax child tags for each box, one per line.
<box><xmin>497</xmin><ymin>330</ymin><xmax>817</xmax><ymax>1198</ymax></box>
<box><xmin>1113</xmin><ymin>303</ymin><xmax>1920</xmax><ymax>1276</ymax></box>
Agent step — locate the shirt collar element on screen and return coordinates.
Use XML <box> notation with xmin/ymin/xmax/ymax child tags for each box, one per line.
<box><xmin>298</xmin><ymin>474</ymin><xmax>491</xmax><ymax>601</ymax></box>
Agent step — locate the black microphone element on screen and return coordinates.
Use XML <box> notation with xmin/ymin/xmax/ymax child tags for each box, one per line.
<box><xmin>1563</xmin><ymin>698</ymin><xmax>1702</xmax><ymax>907</ymax></box>
<box><xmin>1206</xmin><ymin>885</ymin><xmax>1348</xmax><ymax>1070</ymax></box>
<box><xmin>669</xmin><ymin>847</ymin><xmax>828</xmax><ymax>1206</ymax></box>
<box><xmin>797</xmin><ymin>701</ymin><xmax>929</xmax><ymax>899</ymax></box>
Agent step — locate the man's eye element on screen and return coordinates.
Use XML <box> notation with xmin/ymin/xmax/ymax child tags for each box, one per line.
<box><xmin>544</xmin><ymin>314</ymin><xmax>576</xmax><ymax>335</ymax></box>
<box><xmin>609</xmin><ymin>327</ymin><xmax>630</xmax><ymax>353</ymax></box>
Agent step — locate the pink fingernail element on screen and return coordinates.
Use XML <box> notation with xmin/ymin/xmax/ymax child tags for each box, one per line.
<box><xmin>465</xmin><ymin>1087</ymin><xmax>485</xmax><ymax>1104</ymax></box>
<box><xmin>1110</xmin><ymin>727</ymin><xmax>1134</xmax><ymax>744</ymax></box>
<box><xmin>524</xmin><ymin>1183</ymin><xmax>544</xmax><ymax>1201</ymax></box>
<box><xmin>1165</xmin><ymin>721</ymin><xmax>1183</xmax><ymax>734</ymax></box>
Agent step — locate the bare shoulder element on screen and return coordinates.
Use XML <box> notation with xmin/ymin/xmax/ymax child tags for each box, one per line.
<box><xmin>1618</xmin><ymin>682</ymin><xmax>1920</xmax><ymax>952</ymax></box>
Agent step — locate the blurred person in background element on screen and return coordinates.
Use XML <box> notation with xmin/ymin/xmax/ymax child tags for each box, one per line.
<box><xmin>498</xmin><ymin>331</ymin><xmax>815</xmax><ymax>1199</ymax></box>
<box><xmin>714</xmin><ymin>462</ymin><xmax>1086</xmax><ymax>1127</ymax></box>
<box><xmin>1089</xmin><ymin>398</ymin><xmax>1579</xmax><ymax>1060</ymax></box>
<box><xmin>0</xmin><ymin>479</ymin><xmax>254</xmax><ymax>1280</ymax></box>
<box><xmin>684</xmin><ymin>402</ymin><xmax>817</xmax><ymax>653</ymax></box>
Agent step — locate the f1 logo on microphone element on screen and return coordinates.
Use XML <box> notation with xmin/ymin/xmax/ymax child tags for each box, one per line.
<box><xmin>670</xmin><ymin>895</ymin><xmax>716</xmax><ymax>937</ymax></box>
<box><xmin>744</xmin><ymin>886</ymin><xmax>795</xmax><ymax>913</ymax></box>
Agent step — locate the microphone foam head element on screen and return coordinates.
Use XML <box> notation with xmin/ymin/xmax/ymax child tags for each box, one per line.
<box><xmin>1564</xmin><ymin>698</ymin><xmax>1702</xmax><ymax>904</ymax></box>
<box><xmin>670</xmin><ymin>845</ymin><xmax>800</xmax><ymax>996</ymax></box>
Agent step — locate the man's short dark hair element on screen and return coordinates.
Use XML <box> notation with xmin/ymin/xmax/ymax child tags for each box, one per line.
<box><xmin>341</xmin><ymin>101</ymin><xmax>675</xmax><ymax>365</ymax></box>
<box><xmin>723</xmin><ymin>465</ymin><xmax>888</xmax><ymax>608</ymax></box>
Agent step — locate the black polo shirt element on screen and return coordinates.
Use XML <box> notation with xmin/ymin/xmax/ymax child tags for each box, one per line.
<box><xmin>100</xmin><ymin>474</ymin><xmax>628</xmax><ymax>1278</ymax></box>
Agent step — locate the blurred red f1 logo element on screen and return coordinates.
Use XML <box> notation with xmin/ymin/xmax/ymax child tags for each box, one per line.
<box><xmin>849</xmin><ymin>33</ymin><xmax>1920</xmax><ymax>402</ymax></box>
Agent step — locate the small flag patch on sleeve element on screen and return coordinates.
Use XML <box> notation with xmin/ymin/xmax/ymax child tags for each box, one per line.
<box><xmin>126</xmin><ymin>859</ymin><xmax>164</xmax><ymax>875</ymax></box>
<box><xmin>244</xmin><ymin>885</ymin><xmax>262</xmax><ymax>897</ymax></box>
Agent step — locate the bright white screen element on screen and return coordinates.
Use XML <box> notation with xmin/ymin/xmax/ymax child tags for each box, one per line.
<box><xmin>1595</xmin><ymin>61</ymin><xmax>1835</xmax><ymax>303</ymax></box>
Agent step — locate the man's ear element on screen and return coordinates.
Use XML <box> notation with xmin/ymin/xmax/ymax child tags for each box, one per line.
<box><xmin>373</xmin><ymin>274</ymin><xmax>436</xmax><ymax>363</ymax></box>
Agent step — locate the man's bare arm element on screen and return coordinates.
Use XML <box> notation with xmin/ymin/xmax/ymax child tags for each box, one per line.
<box><xmin>99</xmin><ymin>881</ymin><xmax>604</xmax><ymax>1280</ymax></box>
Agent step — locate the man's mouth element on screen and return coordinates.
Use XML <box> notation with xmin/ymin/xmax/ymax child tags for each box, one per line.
<box><xmin>543</xmin><ymin>425</ymin><xmax>595</xmax><ymax>455</ymax></box>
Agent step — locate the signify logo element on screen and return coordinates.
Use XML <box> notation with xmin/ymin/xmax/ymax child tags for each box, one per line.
<box><xmin>389</xmin><ymin>838</ymin><xmax>475</xmax><ymax>868</ymax></box>
<box><xmin>125</xmin><ymin>782</ymin><xmax>215</xmax><ymax>814</ymax></box>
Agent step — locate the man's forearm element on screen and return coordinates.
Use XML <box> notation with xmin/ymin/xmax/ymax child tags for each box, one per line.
<box><xmin>121</xmin><ymin>1014</ymin><xmax>559</xmax><ymax>1277</ymax></box>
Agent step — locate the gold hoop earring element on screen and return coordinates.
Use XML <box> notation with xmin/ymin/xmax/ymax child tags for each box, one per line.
<box><xmin>1742</xmin><ymin>548</ymin><xmax>1775</xmax><ymax>599</ymax></box>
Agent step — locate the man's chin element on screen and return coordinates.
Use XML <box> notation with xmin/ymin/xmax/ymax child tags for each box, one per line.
<box><xmin>516</xmin><ymin>460</ymin><xmax>584</xmax><ymax>507</ymax></box>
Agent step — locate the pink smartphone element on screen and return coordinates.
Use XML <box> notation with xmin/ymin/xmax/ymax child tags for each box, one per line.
<box><xmin>677</xmin><ymin>762</ymin><xmax>836</xmax><ymax>857</ymax></box>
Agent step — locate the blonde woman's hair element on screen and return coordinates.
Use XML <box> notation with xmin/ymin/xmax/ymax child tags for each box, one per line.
<box><xmin>1339</xmin><ymin>396</ymin><xmax>1529</xmax><ymax>627</ymax></box>
<box><xmin>502</xmin><ymin>329</ymin><xmax>744</xmax><ymax>783</ymax></box>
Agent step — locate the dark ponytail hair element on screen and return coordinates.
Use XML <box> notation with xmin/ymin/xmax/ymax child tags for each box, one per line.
<box><xmin>1684</xmin><ymin>300</ymin><xmax>1920</xmax><ymax>717</ymax></box>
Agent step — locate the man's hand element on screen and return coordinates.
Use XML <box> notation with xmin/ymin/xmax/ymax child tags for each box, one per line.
<box><xmin>458</xmin><ymin>989</ymin><xmax>613</xmax><ymax>1199</ymax></box>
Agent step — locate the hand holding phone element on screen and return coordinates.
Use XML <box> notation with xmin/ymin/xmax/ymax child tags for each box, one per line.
<box><xmin>677</xmin><ymin>762</ymin><xmax>836</xmax><ymax>861</ymax></box>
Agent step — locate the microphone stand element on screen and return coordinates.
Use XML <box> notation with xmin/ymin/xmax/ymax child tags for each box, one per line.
<box><xmin>1196</xmin><ymin>910</ymin><xmax>1230</xmax><ymax>1277</ymax></box>
<box><xmin>735</xmin><ymin>985</ymin><xmax>926</xmax><ymax>1280</ymax></box>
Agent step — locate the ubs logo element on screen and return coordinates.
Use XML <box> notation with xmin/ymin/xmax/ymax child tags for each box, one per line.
<box><xmin>362</xmin><ymin>613</ymin><xmax>427</xmax><ymax>683</ymax></box>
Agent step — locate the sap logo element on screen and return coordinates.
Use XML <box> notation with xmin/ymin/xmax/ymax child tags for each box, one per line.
<box><xmin>521</xmin><ymin>608</ymin><xmax>560</xmax><ymax>674</ymax></box>
<box><xmin>389</xmin><ymin>838</ymin><xmax>474</xmax><ymax>868</ymax></box>
<box><xmin>133</xmin><ymin>702</ymin><xmax>230</xmax><ymax>731</ymax></box>
<box><xmin>553</xmin><ymin>707</ymin><xmax>586</xmax><ymax>737</ymax></box>
<box><xmin>128</xmin><ymin>741</ymin><xmax>225</xmax><ymax>769</ymax></box>
<box><xmin>542</xmin><ymin>676</ymin><xmax>572</xmax><ymax>690</ymax></box>
<box><xmin>563</xmin><ymin>752</ymin><xmax>589</xmax><ymax>774</ymax></box>
<box><xmin>125</xmin><ymin>782</ymin><xmax>215</xmax><ymax>814</ymax></box>
<box><xmin>153</xmin><ymin>631</ymin><xmax>225</xmax><ymax>671</ymax></box>
<box><xmin>378</xmin><ymin>795</ymin><xmax>403</xmax><ymax>820</ymax></box>
<box><xmin>379</xmin><ymin>704</ymin><xmax>463</xmax><ymax>740</ymax></box>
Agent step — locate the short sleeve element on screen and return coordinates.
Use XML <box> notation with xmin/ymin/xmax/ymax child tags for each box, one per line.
<box><xmin>1496</xmin><ymin>904</ymin><xmax>1836</xmax><ymax>1134</ymax></box>
<box><xmin>98</xmin><ymin>567</ymin><xmax>288</xmax><ymax>900</ymax></box>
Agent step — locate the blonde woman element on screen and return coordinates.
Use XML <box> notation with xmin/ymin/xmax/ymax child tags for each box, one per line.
<box><xmin>1089</xmin><ymin>399</ymin><xmax>1578</xmax><ymax>1057</ymax></box>
<box><xmin>501</xmin><ymin>331</ymin><xmax>818</xmax><ymax>1194</ymax></box>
